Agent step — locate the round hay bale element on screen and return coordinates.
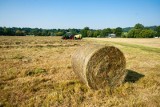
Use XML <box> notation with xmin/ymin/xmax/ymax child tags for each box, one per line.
<box><xmin>72</xmin><ymin>44</ymin><xmax>126</xmax><ymax>89</ymax></box>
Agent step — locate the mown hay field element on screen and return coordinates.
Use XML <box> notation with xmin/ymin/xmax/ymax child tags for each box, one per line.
<box><xmin>0</xmin><ymin>36</ymin><xmax>160</xmax><ymax>107</ymax></box>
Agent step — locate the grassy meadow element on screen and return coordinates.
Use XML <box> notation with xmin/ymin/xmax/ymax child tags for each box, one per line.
<box><xmin>0</xmin><ymin>36</ymin><xmax>160</xmax><ymax>107</ymax></box>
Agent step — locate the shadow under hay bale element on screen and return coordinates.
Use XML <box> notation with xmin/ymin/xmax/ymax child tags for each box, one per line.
<box><xmin>124</xmin><ymin>69</ymin><xmax>145</xmax><ymax>83</ymax></box>
<box><xmin>72</xmin><ymin>44</ymin><xmax>126</xmax><ymax>90</ymax></box>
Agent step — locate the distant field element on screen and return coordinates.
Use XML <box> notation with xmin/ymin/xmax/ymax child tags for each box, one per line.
<box><xmin>0</xmin><ymin>36</ymin><xmax>160</xmax><ymax>107</ymax></box>
<box><xmin>89</xmin><ymin>38</ymin><xmax>160</xmax><ymax>48</ymax></box>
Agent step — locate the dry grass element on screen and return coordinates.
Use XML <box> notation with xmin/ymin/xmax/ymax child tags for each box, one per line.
<box><xmin>0</xmin><ymin>36</ymin><xmax>160</xmax><ymax>107</ymax></box>
<box><xmin>91</xmin><ymin>38</ymin><xmax>160</xmax><ymax>48</ymax></box>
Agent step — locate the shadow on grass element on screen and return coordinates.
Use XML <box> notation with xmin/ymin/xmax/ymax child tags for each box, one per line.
<box><xmin>124</xmin><ymin>69</ymin><xmax>145</xmax><ymax>83</ymax></box>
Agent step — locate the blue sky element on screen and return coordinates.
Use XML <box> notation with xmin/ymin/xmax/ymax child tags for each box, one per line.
<box><xmin>0</xmin><ymin>0</ymin><xmax>160</xmax><ymax>29</ymax></box>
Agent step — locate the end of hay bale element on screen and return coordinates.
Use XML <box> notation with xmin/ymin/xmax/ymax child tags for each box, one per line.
<box><xmin>72</xmin><ymin>44</ymin><xmax>126</xmax><ymax>90</ymax></box>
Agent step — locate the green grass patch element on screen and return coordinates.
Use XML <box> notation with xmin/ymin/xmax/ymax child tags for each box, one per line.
<box><xmin>25</xmin><ymin>68</ymin><xmax>47</xmax><ymax>76</ymax></box>
<box><xmin>112</xmin><ymin>42</ymin><xmax>160</xmax><ymax>53</ymax></box>
<box><xmin>12</xmin><ymin>54</ymin><xmax>25</xmax><ymax>59</ymax></box>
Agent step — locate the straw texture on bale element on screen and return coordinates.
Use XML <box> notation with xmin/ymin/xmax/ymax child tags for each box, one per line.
<box><xmin>72</xmin><ymin>44</ymin><xmax>126</xmax><ymax>89</ymax></box>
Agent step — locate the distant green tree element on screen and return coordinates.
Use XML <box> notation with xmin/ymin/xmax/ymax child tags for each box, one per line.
<box><xmin>93</xmin><ymin>30</ymin><xmax>100</xmax><ymax>37</ymax></box>
<box><xmin>111</xmin><ymin>28</ymin><xmax>116</xmax><ymax>34</ymax></box>
<box><xmin>140</xmin><ymin>29</ymin><xmax>156</xmax><ymax>38</ymax></box>
<box><xmin>84</xmin><ymin>27</ymin><xmax>89</xmax><ymax>30</ymax></box>
<box><xmin>80</xmin><ymin>27</ymin><xmax>90</xmax><ymax>37</ymax></box>
<box><xmin>69</xmin><ymin>29</ymin><xmax>78</xmax><ymax>35</ymax></box>
<box><xmin>127</xmin><ymin>23</ymin><xmax>156</xmax><ymax>38</ymax></box>
<box><xmin>99</xmin><ymin>28</ymin><xmax>112</xmax><ymax>37</ymax></box>
<box><xmin>123</xmin><ymin>27</ymin><xmax>132</xmax><ymax>32</ymax></box>
<box><xmin>80</xmin><ymin>30</ymin><xmax>87</xmax><ymax>37</ymax></box>
<box><xmin>105</xmin><ymin>28</ymin><xmax>112</xmax><ymax>35</ymax></box>
<box><xmin>7</xmin><ymin>28</ymin><xmax>15</xmax><ymax>36</ymax></box>
<box><xmin>3</xmin><ymin>27</ymin><xmax>8</xmax><ymax>36</ymax></box>
<box><xmin>115</xmin><ymin>27</ymin><xmax>123</xmax><ymax>37</ymax></box>
<box><xmin>22</xmin><ymin>28</ymin><xmax>31</xmax><ymax>35</ymax></box>
<box><xmin>134</xmin><ymin>23</ymin><xmax>144</xmax><ymax>30</ymax></box>
<box><xmin>30</xmin><ymin>28</ymin><xmax>39</xmax><ymax>36</ymax></box>
<box><xmin>121</xmin><ymin>32</ymin><xmax>128</xmax><ymax>38</ymax></box>
<box><xmin>87</xmin><ymin>30</ymin><xmax>93</xmax><ymax>37</ymax></box>
<box><xmin>127</xmin><ymin>29</ymin><xmax>141</xmax><ymax>38</ymax></box>
<box><xmin>127</xmin><ymin>23</ymin><xmax>145</xmax><ymax>38</ymax></box>
<box><xmin>56</xmin><ymin>31</ymin><xmax>64</xmax><ymax>36</ymax></box>
<box><xmin>127</xmin><ymin>29</ymin><xmax>134</xmax><ymax>38</ymax></box>
<box><xmin>0</xmin><ymin>27</ymin><xmax>4</xmax><ymax>35</ymax></box>
<box><xmin>15</xmin><ymin>30</ymin><xmax>25</xmax><ymax>36</ymax></box>
<box><xmin>41</xmin><ymin>30</ymin><xmax>47</xmax><ymax>36</ymax></box>
<box><xmin>155</xmin><ymin>26</ymin><xmax>160</xmax><ymax>37</ymax></box>
<box><xmin>100</xmin><ymin>29</ymin><xmax>106</xmax><ymax>37</ymax></box>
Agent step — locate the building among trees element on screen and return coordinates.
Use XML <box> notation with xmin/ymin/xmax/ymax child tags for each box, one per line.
<box><xmin>108</xmin><ymin>34</ymin><xmax>116</xmax><ymax>38</ymax></box>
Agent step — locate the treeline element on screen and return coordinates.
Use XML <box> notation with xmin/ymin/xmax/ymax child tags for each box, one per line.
<box><xmin>123</xmin><ymin>24</ymin><xmax>160</xmax><ymax>38</ymax></box>
<box><xmin>80</xmin><ymin>27</ymin><xmax>123</xmax><ymax>37</ymax></box>
<box><xmin>80</xmin><ymin>24</ymin><xmax>160</xmax><ymax>38</ymax></box>
<box><xmin>0</xmin><ymin>27</ymin><xmax>81</xmax><ymax>36</ymax></box>
<box><xmin>0</xmin><ymin>26</ymin><xmax>122</xmax><ymax>37</ymax></box>
<box><xmin>0</xmin><ymin>23</ymin><xmax>160</xmax><ymax>38</ymax></box>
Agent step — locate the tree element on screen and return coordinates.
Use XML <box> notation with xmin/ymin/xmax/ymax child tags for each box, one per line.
<box><xmin>15</xmin><ymin>30</ymin><xmax>25</xmax><ymax>36</ymax></box>
<box><xmin>80</xmin><ymin>27</ymin><xmax>90</xmax><ymax>37</ymax></box>
<box><xmin>115</xmin><ymin>27</ymin><xmax>123</xmax><ymax>37</ymax></box>
<box><xmin>134</xmin><ymin>23</ymin><xmax>144</xmax><ymax>30</ymax></box>
<box><xmin>111</xmin><ymin>28</ymin><xmax>116</xmax><ymax>34</ymax></box>
<box><xmin>155</xmin><ymin>26</ymin><xmax>160</xmax><ymax>37</ymax></box>
<box><xmin>3</xmin><ymin>27</ymin><xmax>8</xmax><ymax>36</ymax></box>
<box><xmin>99</xmin><ymin>28</ymin><xmax>112</xmax><ymax>37</ymax></box>
<box><xmin>100</xmin><ymin>29</ymin><xmax>106</xmax><ymax>37</ymax></box>
<box><xmin>140</xmin><ymin>29</ymin><xmax>156</xmax><ymax>38</ymax></box>
<box><xmin>127</xmin><ymin>23</ymin><xmax>156</xmax><ymax>38</ymax></box>
<box><xmin>105</xmin><ymin>28</ymin><xmax>112</xmax><ymax>35</ymax></box>
<box><xmin>41</xmin><ymin>30</ymin><xmax>47</xmax><ymax>36</ymax></box>
<box><xmin>84</xmin><ymin>27</ymin><xmax>89</xmax><ymax>30</ymax></box>
<box><xmin>87</xmin><ymin>30</ymin><xmax>93</xmax><ymax>37</ymax></box>
<box><xmin>121</xmin><ymin>32</ymin><xmax>128</xmax><ymax>38</ymax></box>
<box><xmin>127</xmin><ymin>23</ymin><xmax>145</xmax><ymax>38</ymax></box>
<box><xmin>30</xmin><ymin>28</ymin><xmax>39</xmax><ymax>36</ymax></box>
<box><xmin>127</xmin><ymin>29</ymin><xmax>135</xmax><ymax>38</ymax></box>
<box><xmin>123</xmin><ymin>27</ymin><xmax>132</xmax><ymax>32</ymax></box>
<box><xmin>93</xmin><ymin>30</ymin><xmax>100</xmax><ymax>37</ymax></box>
<box><xmin>0</xmin><ymin>27</ymin><xmax>4</xmax><ymax>35</ymax></box>
<box><xmin>68</xmin><ymin>28</ymin><xmax>79</xmax><ymax>35</ymax></box>
<box><xmin>56</xmin><ymin>31</ymin><xmax>64</xmax><ymax>36</ymax></box>
<box><xmin>127</xmin><ymin>29</ymin><xmax>141</xmax><ymax>38</ymax></box>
